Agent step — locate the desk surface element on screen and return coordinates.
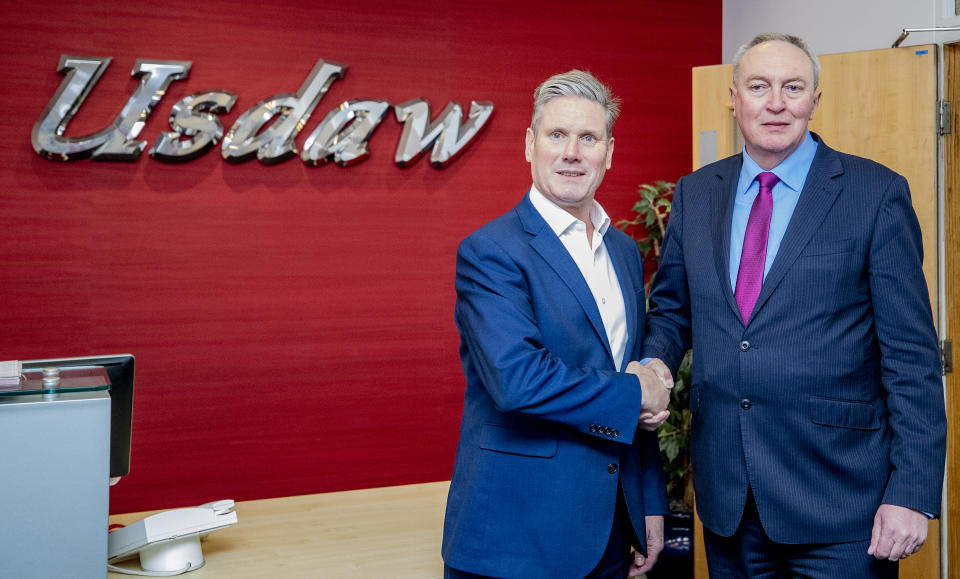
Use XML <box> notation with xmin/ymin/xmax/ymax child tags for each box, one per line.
<box><xmin>108</xmin><ymin>481</ymin><xmax>449</xmax><ymax>578</ymax></box>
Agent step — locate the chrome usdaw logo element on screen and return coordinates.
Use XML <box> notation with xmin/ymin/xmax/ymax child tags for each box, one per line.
<box><xmin>32</xmin><ymin>56</ymin><xmax>494</xmax><ymax>168</ymax></box>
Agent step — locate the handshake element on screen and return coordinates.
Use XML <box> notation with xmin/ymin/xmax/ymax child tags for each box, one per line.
<box><xmin>626</xmin><ymin>359</ymin><xmax>674</xmax><ymax>431</ymax></box>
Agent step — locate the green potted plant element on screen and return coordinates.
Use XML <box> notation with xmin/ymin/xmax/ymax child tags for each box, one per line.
<box><xmin>617</xmin><ymin>181</ymin><xmax>693</xmax><ymax>578</ymax></box>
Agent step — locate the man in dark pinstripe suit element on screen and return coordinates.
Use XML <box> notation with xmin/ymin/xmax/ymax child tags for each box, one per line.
<box><xmin>641</xmin><ymin>33</ymin><xmax>946</xmax><ymax>578</ymax></box>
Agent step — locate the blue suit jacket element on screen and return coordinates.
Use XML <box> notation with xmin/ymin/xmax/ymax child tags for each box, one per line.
<box><xmin>442</xmin><ymin>193</ymin><xmax>668</xmax><ymax>578</ymax></box>
<box><xmin>643</xmin><ymin>135</ymin><xmax>946</xmax><ymax>544</ymax></box>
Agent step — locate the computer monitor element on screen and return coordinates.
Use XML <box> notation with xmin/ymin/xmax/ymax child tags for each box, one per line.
<box><xmin>21</xmin><ymin>354</ymin><xmax>134</xmax><ymax>479</ymax></box>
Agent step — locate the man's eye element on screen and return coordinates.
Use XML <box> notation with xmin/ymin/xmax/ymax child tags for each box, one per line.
<box><xmin>749</xmin><ymin>84</ymin><xmax>765</xmax><ymax>92</ymax></box>
<box><xmin>550</xmin><ymin>132</ymin><xmax>564</xmax><ymax>140</ymax></box>
<box><xmin>785</xmin><ymin>84</ymin><xmax>803</xmax><ymax>93</ymax></box>
<box><xmin>581</xmin><ymin>135</ymin><xmax>596</xmax><ymax>144</ymax></box>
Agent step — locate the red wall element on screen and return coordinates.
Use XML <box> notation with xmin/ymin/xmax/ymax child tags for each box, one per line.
<box><xmin>0</xmin><ymin>0</ymin><xmax>720</xmax><ymax>513</ymax></box>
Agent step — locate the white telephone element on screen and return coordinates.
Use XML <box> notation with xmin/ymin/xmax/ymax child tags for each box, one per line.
<box><xmin>108</xmin><ymin>499</ymin><xmax>238</xmax><ymax>576</ymax></box>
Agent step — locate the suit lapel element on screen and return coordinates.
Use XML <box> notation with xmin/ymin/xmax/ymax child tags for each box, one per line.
<box><xmin>605</xmin><ymin>235</ymin><xmax>638</xmax><ymax>364</ymax></box>
<box><xmin>517</xmin><ymin>195</ymin><xmax>615</xmax><ymax>364</ymax></box>
<box><xmin>751</xmin><ymin>140</ymin><xmax>844</xmax><ymax>320</ymax></box>
<box><xmin>711</xmin><ymin>156</ymin><xmax>745</xmax><ymax>323</ymax></box>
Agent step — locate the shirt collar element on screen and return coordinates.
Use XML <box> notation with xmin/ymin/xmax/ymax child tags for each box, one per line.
<box><xmin>528</xmin><ymin>185</ymin><xmax>611</xmax><ymax>238</ymax></box>
<box><xmin>739</xmin><ymin>131</ymin><xmax>818</xmax><ymax>194</ymax></box>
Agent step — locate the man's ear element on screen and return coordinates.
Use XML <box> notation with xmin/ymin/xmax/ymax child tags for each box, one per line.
<box><xmin>809</xmin><ymin>88</ymin><xmax>822</xmax><ymax>120</ymax></box>
<box><xmin>525</xmin><ymin>128</ymin><xmax>535</xmax><ymax>162</ymax></box>
<box><xmin>729</xmin><ymin>85</ymin><xmax>738</xmax><ymax>118</ymax></box>
<box><xmin>605</xmin><ymin>137</ymin><xmax>615</xmax><ymax>170</ymax></box>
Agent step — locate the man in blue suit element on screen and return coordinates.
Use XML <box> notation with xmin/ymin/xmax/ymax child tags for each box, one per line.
<box><xmin>642</xmin><ymin>33</ymin><xmax>947</xmax><ymax>577</ymax></box>
<box><xmin>442</xmin><ymin>70</ymin><xmax>672</xmax><ymax>578</ymax></box>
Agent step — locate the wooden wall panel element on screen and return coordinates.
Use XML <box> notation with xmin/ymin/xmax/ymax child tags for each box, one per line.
<box><xmin>692</xmin><ymin>63</ymin><xmax>736</xmax><ymax>166</ymax></box>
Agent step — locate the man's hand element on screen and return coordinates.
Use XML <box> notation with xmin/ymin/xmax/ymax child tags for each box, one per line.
<box><xmin>637</xmin><ymin>409</ymin><xmax>670</xmax><ymax>431</ymax></box>
<box><xmin>644</xmin><ymin>358</ymin><xmax>674</xmax><ymax>390</ymax></box>
<box><xmin>629</xmin><ymin>515</ymin><xmax>664</xmax><ymax>576</ymax></box>
<box><xmin>626</xmin><ymin>360</ymin><xmax>670</xmax><ymax>417</ymax></box>
<box><xmin>635</xmin><ymin>358</ymin><xmax>674</xmax><ymax>430</ymax></box>
<box><xmin>867</xmin><ymin>504</ymin><xmax>929</xmax><ymax>561</ymax></box>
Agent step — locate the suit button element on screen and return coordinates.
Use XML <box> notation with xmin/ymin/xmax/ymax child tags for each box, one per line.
<box><xmin>739</xmin><ymin>341</ymin><xmax>750</xmax><ymax>352</ymax></box>
<box><xmin>604</xmin><ymin>427</ymin><xmax>613</xmax><ymax>436</ymax></box>
<box><xmin>590</xmin><ymin>424</ymin><xmax>598</xmax><ymax>433</ymax></box>
<box><xmin>608</xmin><ymin>463</ymin><xmax>618</xmax><ymax>474</ymax></box>
<box><xmin>612</xmin><ymin>429</ymin><xmax>619</xmax><ymax>438</ymax></box>
<box><xmin>741</xmin><ymin>399</ymin><xmax>752</xmax><ymax>410</ymax></box>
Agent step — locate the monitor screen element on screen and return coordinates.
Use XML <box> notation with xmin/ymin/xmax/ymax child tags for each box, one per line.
<box><xmin>21</xmin><ymin>354</ymin><xmax>134</xmax><ymax>479</ymax></box>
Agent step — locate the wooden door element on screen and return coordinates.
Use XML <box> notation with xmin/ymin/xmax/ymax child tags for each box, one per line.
<box><xmin>690</xmin><ymin>44</ymin><xmax>941</xmax><ymax>579</ymax></box>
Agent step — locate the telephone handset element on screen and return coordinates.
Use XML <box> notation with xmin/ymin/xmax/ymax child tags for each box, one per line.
<box><xmin>108</xmin><ymin>499</ymin><xmax>238</xmax><ymax>576</ymax></box>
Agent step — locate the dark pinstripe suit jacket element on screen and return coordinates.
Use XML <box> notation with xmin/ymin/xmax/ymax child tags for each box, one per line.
<box><xmin>642</xmin><ymin>134</ymin><xmax>946</xmax><ymax>544</ymax></box>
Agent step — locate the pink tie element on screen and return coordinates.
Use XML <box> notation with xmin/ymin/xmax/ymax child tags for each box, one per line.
<box><xmin>735</xmin><ymin>171</ymin><xmax>779</xmax><ymax>323</ymax></box>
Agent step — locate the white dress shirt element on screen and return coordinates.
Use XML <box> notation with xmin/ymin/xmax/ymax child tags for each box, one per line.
<box><xmin>529</xmin><ymin>186</ymin><xmax>628</xmax><ymax>370</ymax></box>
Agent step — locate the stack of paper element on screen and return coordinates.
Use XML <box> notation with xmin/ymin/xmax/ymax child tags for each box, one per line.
<box><xmin>0</xmin><ymin>360</ymin><xmax>23</xmax><ymax>389</ymax></box>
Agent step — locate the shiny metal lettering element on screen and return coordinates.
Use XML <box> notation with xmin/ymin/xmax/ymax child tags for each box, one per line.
<box><xmin>221</xmin><ymin>59</ymin><xmax>346</xmax><ymax>164</ymax></box>
<box><xmin>149</xmin><ymin>91</ymin><xmax>238</xmax><ymax>163</ymax></box>
<box><xmin>32</xmin><ymin>56</ymin><xmax>112</xmax><ymax>161</ymax></box>
<box><xmin>301</xmin><ymin>99</ymin><xmax>390</xmax><ymax>167</ymax></box>
<box><xmin>92</xmin><ymin>60</ymin><xmax>192</xmax><ymax>161</ymax></box>
<box><xmin>34</xmin><ymin>56</ymin><xmax>494</xmax><ymax>168</ymax></box>
<box><xmin>32</xmin><ymin>56</ymin><xmax>190</xmax><ymax>161</ymax></box>
<box><xmin>393</xmin><ymin>99</ymin><xmax>494</xmax><ymax>168</ymax></box>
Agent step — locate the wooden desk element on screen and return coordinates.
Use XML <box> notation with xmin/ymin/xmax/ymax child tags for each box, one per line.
<box><xmin>108</xmin><ymin>481</ymin><xmax>449</xmax><ymax>578</ymax></box>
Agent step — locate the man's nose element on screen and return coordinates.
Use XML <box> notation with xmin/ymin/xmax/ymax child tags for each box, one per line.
<box><xmin>766</xmin><ymin>89</ymin><xmax>786</xmax><ymax>112</ymax></box>
<box><xmin>562</xmin><ymin>136</ymin><xmax>580</xmax><ymax>160</ymax></box>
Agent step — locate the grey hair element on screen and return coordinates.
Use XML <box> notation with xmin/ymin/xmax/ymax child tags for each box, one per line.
<box><xmin>530</xmin><ymin>70</ymin><xmax>621</xmax><ymax>138</ymax></box>
<box><xmin>732</xmin><ymin>33</ymin><xmax>821</xmax><ymax>88</ymax></box>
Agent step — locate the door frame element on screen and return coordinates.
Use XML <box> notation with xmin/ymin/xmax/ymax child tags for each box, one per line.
<box><xmin>938</xmin><ymin>40</ymin><xmax>959</xmax><ymax>579</ymax></box>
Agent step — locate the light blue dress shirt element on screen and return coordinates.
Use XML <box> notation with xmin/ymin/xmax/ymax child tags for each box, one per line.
<box><xmin>641</xmin><ymin>133</ymin><xmax>819</xmax><ymax>369</ymax></box>
<box><xmin>729</xmin><ymin>132</ymin><xmax>818</xmax><ymax>291</ymax></box>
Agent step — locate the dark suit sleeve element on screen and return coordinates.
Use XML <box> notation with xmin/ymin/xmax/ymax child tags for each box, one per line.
<box><xmin>867</xmin><ymin>174</ymin><xmax>946</xmax><ymax>515</ymax></box>
<box><xmin>455</xmin><ymin>231</ymin><xmax>645</xmax><ymax>444</ymax></box>
<box><xmin>642</xmin><ymin>176</ymin><xmax>693</xmax><ymax>373</ymax></box>
<box><xmin>639</xmin><ymin>420</ymin><xmax>669</xmax><ymax>515</ymax></box>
